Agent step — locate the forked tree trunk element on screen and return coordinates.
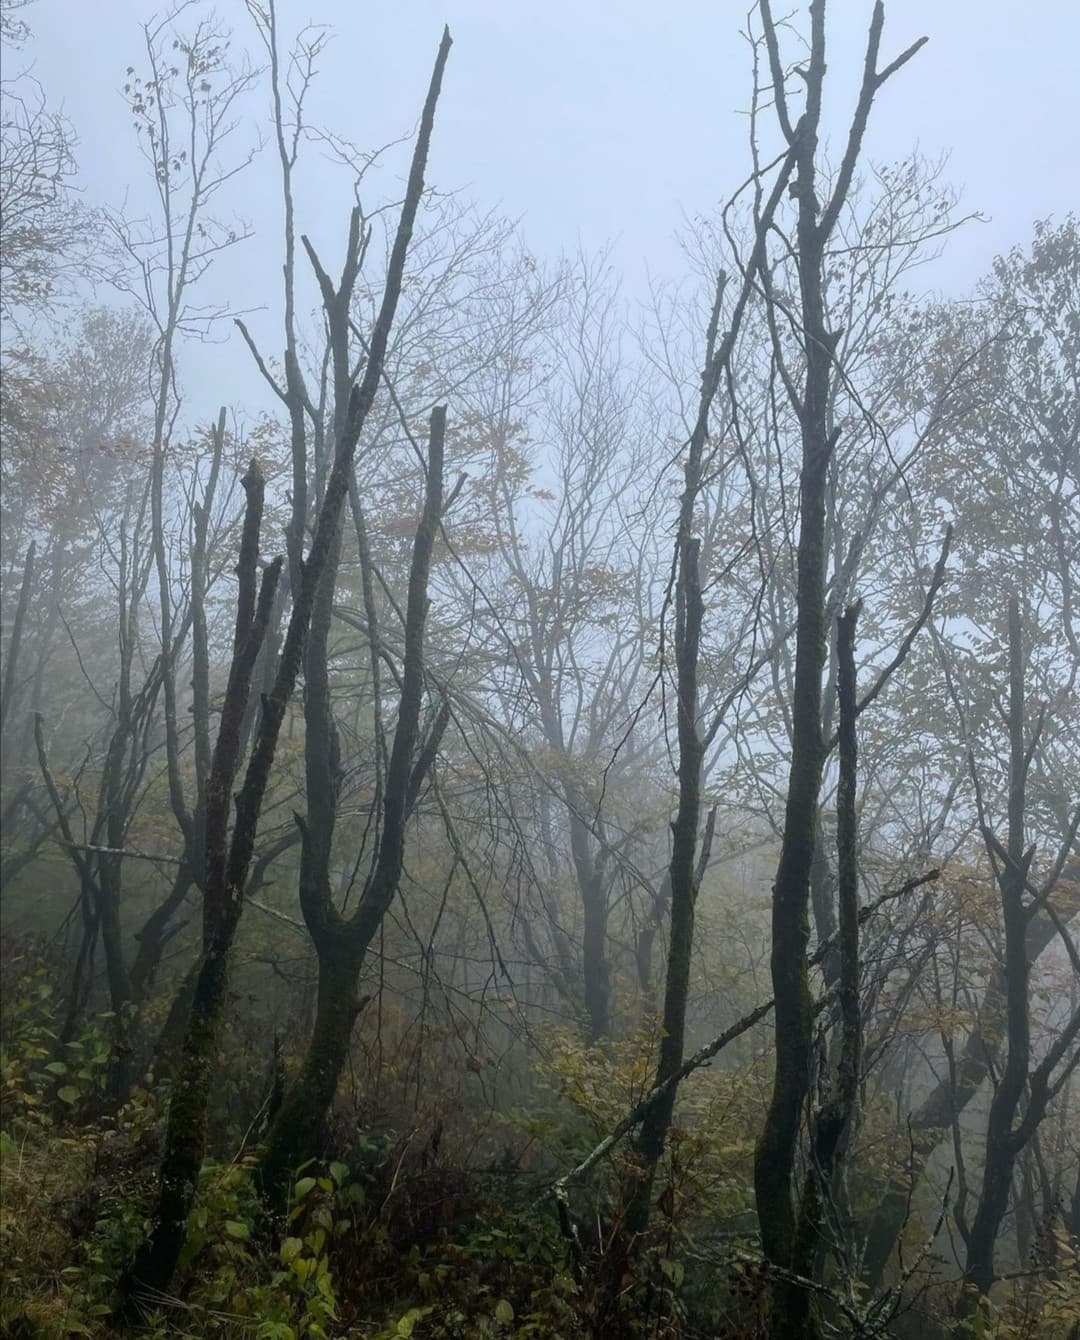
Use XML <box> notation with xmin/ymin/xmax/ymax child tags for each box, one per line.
<box><xmin>750</xmin><ymin>7</ymin><xmax>927</xmax><ymax>1335</ymax></box>
<box><xmin>958</xmin><ymin>599</ymin><xmax>1080</xmax><ymax>1312</ymax></box>
<box><xmin>121</xmin><ymin>33</ymin><xmax>451</xmax><ymax>1307</ymax></box>
<box><xmin>258</xmin><ymin>405</ymin><xmax>449</xmax><ymax>1201</ymax></box>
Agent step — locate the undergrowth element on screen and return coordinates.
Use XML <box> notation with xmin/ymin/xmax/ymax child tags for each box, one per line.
<box><xmin>2</xmin><ymin>948</ymin><xmax>1077</xmax><ymax>1339</ymax></box>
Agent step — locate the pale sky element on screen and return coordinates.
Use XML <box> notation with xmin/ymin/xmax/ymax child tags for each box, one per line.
<box><xmin>19</xmin><ymin>0</ymin><xmax>1080</xmax><ymax>421</ymax></box>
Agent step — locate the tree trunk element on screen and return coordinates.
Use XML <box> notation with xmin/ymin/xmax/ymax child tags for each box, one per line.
<box><xmin>567</xmin><ymin>804</ymin><xmax>611</xmax><ymax>1044</ymax></box>
<box><xmin>259</xmin><ymin>402</ymin><xmax>449</xmax><ymax>1202</ymax></box>
<box><xmin>754</xmin><ymin>102</ymin><xmax>832</xmax><ymax>1340</ymax></box>
<box><xmin>750</xmin><ymin>8</ymin><xmax>927</xmax><ymax>1333</ymax></box>
<box><xmin>121</xmin><ymin>463</ymin><xmax>282</xmax><ymax>1310</ymax></box>
<box><xmin>125</xmin><ymin>915</ymin><xmax>237</xmax><ymax>1296</ymax></box>
<box><xmin>626</xmin><ymin>537</ymin><xmax>704</xmax><ymax>1235</ymax></box>
<box><xmin>860</xmin><ymin>896</ymin><xmax>1070</xmax><ymax>1286</ymax></box>
<box><xmin>795</xmin><ymin>603</ymin><xmax>863</xmax><ymax>1285</ymax></box>
<box><xmin>960</xmin><ymin>596</ymin><xmax>1036</xmax><ymax>1310</ymax></box>
<box><xmin>257</xmin><ymin>932</ymin><xmax>366</xmax><ymax>1196</ymax></box>
<box><xmin>0</xmin><ymin>540</ymin><xmax>35</xmax><ymax>737</ymax></box>
<box><xmin>130</xmin><ymin>862</ymin><xmax>194</xmax><ymax>998</ymax></box>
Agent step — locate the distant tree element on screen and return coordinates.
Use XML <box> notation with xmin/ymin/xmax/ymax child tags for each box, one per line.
<box><xmin>860</xmin><ymin>217</ymin><xmax>1080</xmax><ymax>1291</ymax></box>
<box><xmin>0</xmin><ymin>0</ymin><xmax>86</xmax><ymax>332</ymax></box>
<box><xmin>462</xmin><ymin>256</ymin><xmax>662</xmax><ymax>1044</ymax></box>
<box><xmin>941</xmin><ymin>598</ymin><xmax>1080</xmax><ymax>1312</ymax></box>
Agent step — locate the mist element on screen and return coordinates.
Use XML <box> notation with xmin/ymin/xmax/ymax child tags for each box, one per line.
<box><xmin>2</xmin><ymin>2</ymin><xmax>1077</xmax><ymax>1337</ymax></box>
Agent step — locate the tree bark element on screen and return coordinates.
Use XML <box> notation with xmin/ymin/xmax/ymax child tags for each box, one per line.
<box><xmin>794</xmin><ymin>603</ymin><xmax>863</xmax><ymax>1283</ymax></box>
<box><xmin>751</xmin><ymin>7</ymin><xmax>927</xmax><ymax>1335</ymax></box>
<box><xmin>753</xmin><ymin>12</ymin><xmax>833</xmax><ymax>1323</ymax></box>
<box><xmin>259</xmin><ymin>403</ymin><xmax>449</xmax><ymax>1201</ymax></box>
<box><xmin>121</xmin><ymin>463</ymin><xmax>282</xmax><ymax>1310</ymax></box>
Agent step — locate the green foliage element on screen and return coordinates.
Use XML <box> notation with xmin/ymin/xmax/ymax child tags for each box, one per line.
<box><xmin>517</xmin><ymin>1022</ymin><xmax>664</xmax><ymax>1165</ymax></box>
<box><xmin>1</xmin><ymin>949</ymin><xmax>1077</xmax><ymax>1340</ymax></box>
<box><xmin>521</xmin><ymin>1021</ymin><xmax>761</xmax><ymax>1227</ymax></box>
<box><xmin>361</xmin><ymin>1211</ymin><xmax>580</xmax><ymax>1340</ymax></box>
<box><xmin>0</xmin><ymin>1082</ymin><xmax>164</xmax><ymax>1336</ymax></box>
<box><xmin>0</xmin><ymin>956</ymin><xmax>131</xmax><ymax>1134</ymax></box>
<box><xmin>112</xmin><ymin>1156</ymin><xmax>356</xmax><ymax>1340</ymax></box>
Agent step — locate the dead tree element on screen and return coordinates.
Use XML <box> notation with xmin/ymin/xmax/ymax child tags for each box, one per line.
<box><xmin>613</xmin><ymin>83</ymin><xmax>805</xmax><ymax>1246</ymax></box>
<box><xmin>121</xmin><ymin>27</ymin><xmax>452</xmax><ymax>1307</ymax></box>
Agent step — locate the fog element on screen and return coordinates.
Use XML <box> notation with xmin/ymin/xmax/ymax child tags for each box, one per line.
<box><xmin>2</xmin><ymin>2</ymin><xmax>1077</xmax><ymax>1337</ymax></box>
<box><xmin>20</xmin><ymin>1</ymin><xmax>1080</xmax><ymax>413</ymax></box>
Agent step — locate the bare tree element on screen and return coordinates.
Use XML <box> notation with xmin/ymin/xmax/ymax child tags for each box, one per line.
<box><xmin>107</xmin><ymin>6</ymin><xmax>258</xmax><ymax>903</ymax></box>
<box><xmin>258</xmin><ymin>402</ymin><xmax>451</xmax><ymax>1198</ymax></box>
<box><xmin>0</xmin><ymin>0</ymin><xmax>87</xmax><ymax>332</ymax></box>
<box><xmin>747</xmin><ymin>5</ymin><xmax>929</xmax><ymax>1335</ymax></box>
<box><xmin>121</xmin><ymin>25</ymin><xmax>451</xmax><ymax>1306</ymax></box>
<box><xmin>953</xmin><ymin>597</ymin><xmax>1080</xmax><ymax>1311</ymax></box>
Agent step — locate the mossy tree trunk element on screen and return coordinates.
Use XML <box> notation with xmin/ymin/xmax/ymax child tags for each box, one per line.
<box><xmin>121</xmin><ymin>462</ymin><xmax>282</xmax><ymax>1309</ymax></box>
<box><xmin>257</xmin><ymin>929</ymin><xmax>367</xmax><ymax>1194</ymax></box>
